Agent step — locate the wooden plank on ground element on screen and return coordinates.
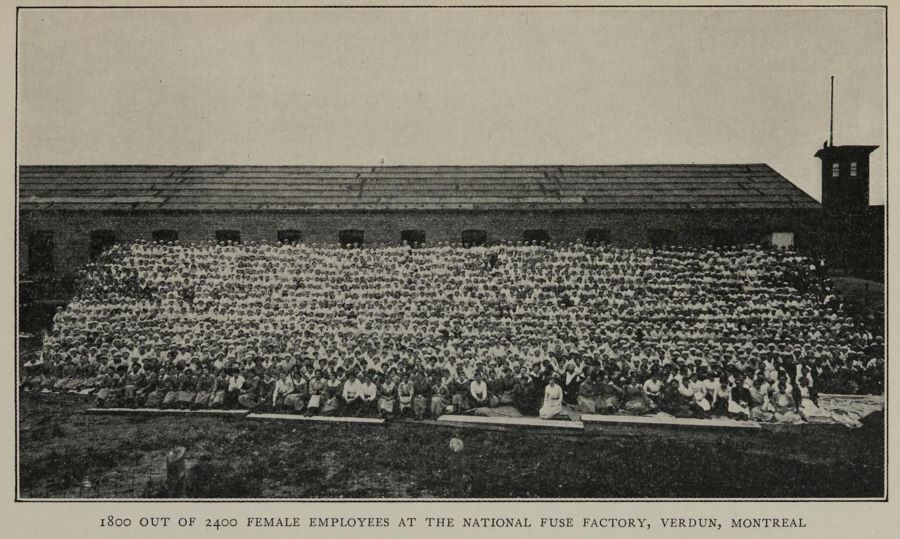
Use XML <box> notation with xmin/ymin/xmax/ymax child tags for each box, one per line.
<box><xmin>818</xmin><ymin>393</ymin><xmax>884</xmax><ymax>400</ymax></box>
<box><xmin>437</xmin><ymin>414</ymin><xmax>584</xmax><ymax>430</ymax></box>
<box><xmin>410</xmin><ymin>418</ymin><xmax>587</xmax><ymax>436</ymax></box>
<box><xmin>86</xmin><ymin>408</ymin><xmax>249</xmax><ymax>417</ymax></box>
<box><xmin>247</xmin><ymin>413</ymin><xmax>385</xmax><ymax>425</ymax></box>
<box><xmin>581</xmin><ymin>413</ymin><xmax>761</xmax><ymax>429</ymax></box>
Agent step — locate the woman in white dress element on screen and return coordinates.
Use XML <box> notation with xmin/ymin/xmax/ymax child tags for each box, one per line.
<box><xmin>772</xmin><ymin>383</ymin><xmax>803</xmax><ymax>423</ymax></box>
<box><xmin>687</xmin><ymin>373</ymin><xmax>711</xmax><ymax>413</ymax></box>
<box><xmin>539</xmin><ymin>376</ymin><xmax>564</xmax><ymax>419</ymax></box>
<box><xmin>797</xmin><ymin>377</ymin><xmax>831</xmax><ymax>423</ymax></box>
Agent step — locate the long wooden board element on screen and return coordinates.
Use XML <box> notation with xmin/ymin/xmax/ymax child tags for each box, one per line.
<box><xmin>581</xmin><ymin>413</ymin><xmax>761</xmax><ymax>429</ymax></box>
<box><xmin>86</xmin><ymin>408</ymin><xmax>249</xmax><ymax>417</ymax></box>
<box><xmin>247</xmin><ymin>413</ymin><xmax>385</xmax><ymax>425</ymax></box>
<box><xmin>437</xmin><ymin>414</ymin><xmax>584</xmax><ymax>430</ymax></box>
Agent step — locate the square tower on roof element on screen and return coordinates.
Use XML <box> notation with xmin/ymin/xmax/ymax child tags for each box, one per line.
<box><xmin>815</xmin><ymin>143</ymin><xmax>878</xmax><ymax>210</ymax></box>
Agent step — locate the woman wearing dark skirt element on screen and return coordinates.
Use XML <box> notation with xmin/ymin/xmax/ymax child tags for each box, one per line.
<box><xmin>658</xmin><ymin>379</ymin><xmax>696</xmax><ymax>418</ymax></box>
<box><xmin>208</xmin><ymin>369</ymin><xmax>228</xmax><ymax>409</ymax></box>
<box><xmin>622</xmin><ymin>376</ymin><xmax>654</xmax><ymax>415</ymax></box>
<box><xmin>512</xmin><ymin>372</ymin><xmax>538</xmax><ymax>416</ymax></box>
<box><xmin>321</xmin><ymin>372</ymin><xmax>343</xmax><ymax>416</ymax></box>
<box><xmin>176</xmin><ymin>368</ymin><xmax>197</xmax><ymax>409</ymax></box>
<box><xmin>596</xmin><ymin>373</ymin><xmax>624</xmax><ymax>414</ymax></box>
<box><xmin>139</xmin><ymin>367</ymin><xmax>161</xmax><ymax>408</ymax></box>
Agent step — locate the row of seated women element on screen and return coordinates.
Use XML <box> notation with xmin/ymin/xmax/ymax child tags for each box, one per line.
<box><xmin>22</xmin><ymin>357</ymin><xmax>826</xmax><ymax>424</ymax></box>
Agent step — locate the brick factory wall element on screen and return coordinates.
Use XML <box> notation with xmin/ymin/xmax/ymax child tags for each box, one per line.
<box><xmin>19</xmin><ymin>208</ymin><xmax>818</xmax><ymax>281</ymax></box>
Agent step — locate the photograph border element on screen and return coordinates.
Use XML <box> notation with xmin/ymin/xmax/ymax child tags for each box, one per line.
<box><xmin>13</xmin><ymin>2</ymin><xmax>890</xmax><ymax>503</ymax></box>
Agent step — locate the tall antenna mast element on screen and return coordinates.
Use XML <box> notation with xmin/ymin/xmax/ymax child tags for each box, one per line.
<box><xmin>830</xmin><ymin>75</ymin><xmax>835</xmax><ymax>146</ymax></box>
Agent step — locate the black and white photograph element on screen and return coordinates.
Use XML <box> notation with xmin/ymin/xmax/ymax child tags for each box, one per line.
<box><xmin>14</xmin><ymin>4</ymin><xmax>887</xmax><ymax>502</ymax></box>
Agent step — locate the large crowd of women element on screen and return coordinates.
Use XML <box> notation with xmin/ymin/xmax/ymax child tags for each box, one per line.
<box><xmin>20</xmin><ymin>239</ymin><xmax>884</xmax><ymax>423</ymax></box>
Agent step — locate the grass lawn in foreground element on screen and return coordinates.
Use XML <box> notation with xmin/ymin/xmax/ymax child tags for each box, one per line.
<box><xmin>18</xmin><ymin>394</ymin><xmax>884</xmax><ymax>499</ymax></box>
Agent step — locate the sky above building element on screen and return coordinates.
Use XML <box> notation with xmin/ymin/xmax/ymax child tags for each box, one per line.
<box><xmin>17</xmin><ymin>7</ymin><xmax>886</xmax><ymax>203</ymax></box>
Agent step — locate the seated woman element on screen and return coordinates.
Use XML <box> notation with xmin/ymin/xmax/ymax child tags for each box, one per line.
<box><xmin>341</xmin><ymin>371</ymin><xmax>363</xmax><ymax>416</ymax></box>
<box><xmin>641</xmin><ymin>371</ymin><xmax>664</xmax><ymax>404</ymax></box>
<box><xmin>576</xmin><ymin>372</ymin><xmax>600</xmax><ymax>414</ymax></box>
<box><xmin>358</xmin><ymin>373</ymin><xmax>378</xmax><ymax>416</ymax></box>
<box><xmin>64</xmin><ymin>363</ymin><xmax>86</xmax><ymax>393</ymax></box>
<box><xmin>469</xmin><ymin>372</ymin><xmax>490</xmax><ymax>409</ymax></box>
<box><xmin>710</xmin><ymin>377</ymin><xmax>732</xmax><ymax>417</ymax></box>
<box><xmin>450</xmin><ymin>371</ymin><xmax>470</xmax><ymax>414</ymax></box>
<box><xmin>193</xmin><ymin>366</ymin><xmax>216</xmax><ymax>409</ymax></box>
<box><xmin>748</xmin><ymin>377</ymin><xmax>775</xmax><ymax>422</ymax></box>
<box><xmin>306</xmin><ymin>370</ymin><xmax>326</xmax><ymax>416</ymax></box>
<box><xmin>539</xmin><ymin>376</ymin><xmax>564</xmax><ymax>419</ymax></box>
<box><xmin>596</xmin><ymin>373</ymin><xmax>624</xmax><ymax>414</ymax></box>
<box><xmin>498</xmin><ymin>368</ymin><xmax>517</xmax><ymax>406</ymax></box>
<box><xmin>728</xmin><ymin>374</ymin><xmax>751</xmax><ymax>419</ymax></box>
<box><xmin>272</xmin><ymin>369</ymin><xmax>295</xmax><ymax>410</ymax></box>
<box><xmin>430</xmin><ymin>374</ymin><xmax>450</xmax><ymax>418</ymax></box>
<box><xmin>257</xmin><ymin>369</ymin><xmax>278</xmax><ymax>412</ymax></box>
<box><xmin>378</xmin><ymin>373</ymin><xmax>398</xmax><ymax>418</ymax></box>
<box><xmin>107</xmin><ymin>366</ymin><xmax>128</xmax><ymax>408</ymax></box>
<box><xmin>658</xmin><ymin>378</ymin><xmax>697</xmax><ymax>418</ymax></box>
<box><xmin>413</xmin><ymin>371</ymin><xmax>432</xmax><ymax>419</ymax></box>
<box><xmin>397</xmin><ymin>372</ymin><xmax>415</xmax><ymax>418</ymax></box>
<box><xmin>77</xmin><ymin>363</ymin><xmax>98</xmax><ymax>395</ymax></box>
<box><xmin>208</xmin><ymin>369</ymin><xmax>228</xmax><ymax>409</ymax></box>
<box><xmin>512</xmin><ymin>372</ymin><xmax>538</xmax><ymax>416</ymax></box>
<box><xmin>686</xmin><ymin>372</ymin><xmax>711</xmax><ymax>414</ymax></box>
<box><xmin>321</xmin><ymin>371</ymin><xmax>343</xmax><ymax>416</ymax></box>
<box><xmin>160</xmin><ymin>367</ymin><xmax>179</xmax><ymax>409</ymax></box>
<box><xmin>141</xmin><ymin>367</ymin><xmax>163</xmax><ymax>409</ymax></box>
<box><xmin>93</xmin><ymin>367</ymin><xmax>114</xmax><ymax>408</ymax></box>
<box><xmin>53</xmin><ymin>364</ymin><xmax>72</xmax><ymax>393</ymax></box>
<box><xmin>176</xmin><ymin>367</ymin><xmax>198</xmax><ymax>410</ymax></box>
<box><xmin>486</xmin><ymin>371</ymin><xmax>504</xmax><ymax>408</ymax></box>
<box><xmin>797</xmin><ymin>376</ymin><xmax>831</xmax><ymax>422</ymax></box>
<box><xmin>237</xmin><ymin>370</ymin><xmax>261</xmax><ymax>410</ymax></box>
<box><xmin>283</xmin><ymin>370</ymin><xmax>308</xmax><ymax>413</ymax></box>
<box><xmin>223</xmin><ymin>368</ymin><xmax>243</xmax><ymax>408</ymax></box>
<box><xmin>123</xmin><ymin>363</ymin><xmax>145</xmax><ymax>408</ymax></box>
<box><xmin>622</xmin><ymin>376</ymin><xmax>654</xmax><ymax>415</ymax></box>
<box><xmin>771</xmin><ymin>382</ymin><xmax>803</xmax><ymax>423</ymax></box>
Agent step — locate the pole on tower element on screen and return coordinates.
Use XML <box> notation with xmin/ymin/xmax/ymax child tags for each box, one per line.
<box><xmin>830</xmin><ymin>75</ymin><xmax>835</xmax><ymax>146</ymax></box>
